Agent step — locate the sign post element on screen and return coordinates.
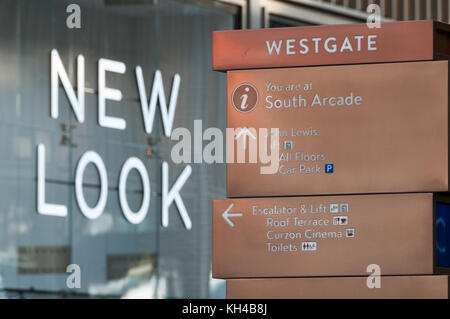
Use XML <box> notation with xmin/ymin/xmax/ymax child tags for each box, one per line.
<box><xmin>212</xmin><ymin>20</ymin><xmax>450</xmax><ymax>299</ymax></box>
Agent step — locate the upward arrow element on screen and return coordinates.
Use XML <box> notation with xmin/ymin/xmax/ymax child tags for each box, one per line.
<box><xmin>235</xmin><ymin>127</ymin><xmax>256</xmax><ymax>150</ymax></box>
<box><xmin>222</xmin><ymin>203</ymin><xmax>243</xmax><ymax>228</ymax></box>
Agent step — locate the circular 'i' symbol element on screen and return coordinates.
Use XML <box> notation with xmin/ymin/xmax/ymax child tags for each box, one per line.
<box><xmin>231</xmin><ymin>83</ymin><xmax>258</xmax><ymax>113</ymax></box>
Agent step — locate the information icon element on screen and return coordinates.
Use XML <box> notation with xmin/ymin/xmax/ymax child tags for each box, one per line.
<box><xmin>231</xmin><ymin>83</ymin><xmax>258</xmax><ymax>113</ymax></box>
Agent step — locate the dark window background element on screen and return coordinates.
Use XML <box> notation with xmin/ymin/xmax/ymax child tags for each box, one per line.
<box><xmin>0</xmin><ymin>0</ymin><xmax>233</xmax><ymax>298</ymax></box>
<box><xmin>269</xmin><ymin>14</ymin><xmax>316</xmax><ymax>28</ymax></box>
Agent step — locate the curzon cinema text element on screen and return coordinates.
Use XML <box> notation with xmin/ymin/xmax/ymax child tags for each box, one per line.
<box><xmin>37</xmin><ymin>49</ymin><xmax>192</xmax><ymax>229</ymax></box>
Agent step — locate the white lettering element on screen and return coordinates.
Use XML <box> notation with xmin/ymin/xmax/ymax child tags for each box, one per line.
<box><xmin>98</xmin><ymin>58</ymin><xmax>126</xmax><ymax>130</ymax></box>
<box><xmin>75</xmin><ymin>151</ymin><xmax>108</xmax><ymax>220</ymax></box>
<box><xmin>119</xmin><ymin>157</ymin><xmax>151</xmax><ymax>224</ymax></box>
<box><xmin>340</xmin><ymin>37</ymin><xmax>353</xmax><ymax>52</ymax></box>
<box><xmin>299</xmin><ymin>39</ymin><xmax>309</xmax><ymax>54</ymax></box>
<box><xmin>266</xmin><ymin>40</ymin><xmax>282</xmax><ymax>56</ymax></box>
<box><xmin>368</xmin><ymin>35</ymin><xmax>378</xmax><ymax>51</ymax></box>
<box><xmin>324</xmin><ymin>37</ymin><xmax>337</xmax><ymax>53</ymax></box>
<box><xmin>37</xmin><ymin>144</ymin><xmax>68</xmax><ymax>217</ymax></box>
<box><xmin>286</xmin><ymin>39</ymin><xmax>295</xmax><ymax>55</ymax></box>
<box><xmin>50</xmin><ymin>49</ymin><xmax>85</xmax><ymax>122</ymax></box>
<box><xmin>136</xmin><ymin>67</ymin><xmax>181</xmax><ymax>137</ymax></box>
<box><xmin>162</xmin><ymin>162</ymin><xmax>192</xmax><ymax>230</ymax></box>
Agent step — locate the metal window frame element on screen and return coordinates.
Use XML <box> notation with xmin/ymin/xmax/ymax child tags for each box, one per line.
<box><xmin>261</xmin><ymin>0</ymin><xmax>367</xmax><ymax>27</ymax></box>
<box><xmin>217</xmin><ymin>0</ymin><xmax>395</xmax><ymax>29</ymax></box>
<box><xmin>217</xmin><ymin>0</ymin><xmax>248</xmax><ymax>28</ymax></box>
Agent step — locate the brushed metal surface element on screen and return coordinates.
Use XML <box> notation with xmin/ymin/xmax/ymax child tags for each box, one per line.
<box><xmin>226</xmin><ymin>276</ymin><xmax>450</xmax><ymax>299</ymax></box>
<box><xmin>213</xmin><ymin>193</ymin><xmax>435</xmax><ymax>278</ymax></box>
<box><xmin>213</xmin><ymin>20</ymin><xmax>450</xmax><ymax>70</ymax></box>
<box><xmin>227</xmin><ymin>61</ymin><xmax>448</xmax><ymax>197</ymax></box>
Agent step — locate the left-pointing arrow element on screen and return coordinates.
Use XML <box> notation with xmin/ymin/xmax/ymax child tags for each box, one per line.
<box><xmin>222</xmin><ymin>202</ymin><xmax>243</xmax><ymax>228</ymax></box>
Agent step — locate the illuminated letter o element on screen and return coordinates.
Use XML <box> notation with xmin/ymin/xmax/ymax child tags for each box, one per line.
<box><xmin>119</xmin><ymin>157</ymin><xmax>150</xmax><ymax>224</ymax></box>
<box><xmin>75</xmin><ymin>151</ymin><xmax>108</xmax><ymax>219</ymax></box>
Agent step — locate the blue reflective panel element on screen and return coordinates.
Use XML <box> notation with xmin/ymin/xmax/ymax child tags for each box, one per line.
<box><xmin>436</xmin><ymin>203</ymin><xmax>450</xmax><ymax>268</ymax></box>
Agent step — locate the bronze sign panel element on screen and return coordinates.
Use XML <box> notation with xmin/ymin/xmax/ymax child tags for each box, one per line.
<box><xmin>212</xmin><ymin>193</ymin><xmax>447</xmax><ymax>278</ymax></box>
<box><xmin>227</xmin><ymin>61</ymin><xmax>448</xmax><ymax>197</ymax></box>
<box><xmin>226</xmin><ymin>276</ymin><xmax>450</xmax><ymax>299</ymax></box>
<box><xmin>213</xmin><ymin>20</ymin><xmax>450</xmax><ymax>71</ymax></box>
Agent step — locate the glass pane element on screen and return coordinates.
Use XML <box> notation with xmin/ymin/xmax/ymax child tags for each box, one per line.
<box><xmin>0</xmin><ymin>0</ymin><xmax>233</xmax><ymax>298</ymax></box>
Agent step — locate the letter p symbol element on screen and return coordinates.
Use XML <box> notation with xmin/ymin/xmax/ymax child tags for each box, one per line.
<box><xmin>325</xmin><ymin>164</ymin><xmax>334</xmax><ymax>174</ymax></box>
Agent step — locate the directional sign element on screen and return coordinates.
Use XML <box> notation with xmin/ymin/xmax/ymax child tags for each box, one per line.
<box><xmin>234</xmin><ymin>127</ymin><xmax>256</xmax><ymax>150</ymax></box>
<box><xmin>212</xmin><ymin>194</ymin><xmax>449</xmax><ymax>279</ymax></box>
<box><xmin>222</xmin><ymin>203</ymin><xmax>242</xmax><ymax>228</ymax></box>
<box><xmin>213</xmin><ymin>20</ymin><xmax>450</xmax><ymax>71</ymax></box>
<box><xmin>226</xmin><ymin>61</ymin><xmax>448</xmax><ymax>197</ymax></box>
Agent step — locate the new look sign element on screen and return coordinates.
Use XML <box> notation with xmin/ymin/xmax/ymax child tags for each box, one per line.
<box><xmin>37</xmin><ymin>49</ymin><xmax>192</xmax><ymax>229</ymax></box>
